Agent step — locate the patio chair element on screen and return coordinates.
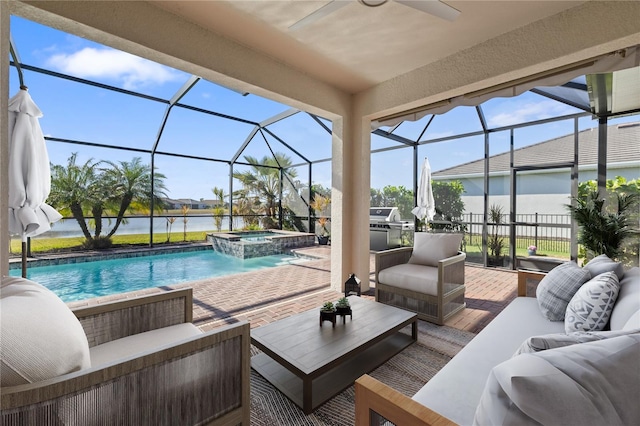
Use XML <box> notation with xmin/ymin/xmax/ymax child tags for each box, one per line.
<box><xmin>1</xmin><ymin>278</ymin><xmax>250</xmax><ymax>425</ymax></box>
<box><xmin>375</xmin><ymin>232</ymin><xmax>466</xmax><ymax>325</ymax></box>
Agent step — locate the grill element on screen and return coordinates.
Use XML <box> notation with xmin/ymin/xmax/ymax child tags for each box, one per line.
<box><xmin>369</xmin><ymin>207</ymin><xmax>414</xmax><ymax>251</ymax></box>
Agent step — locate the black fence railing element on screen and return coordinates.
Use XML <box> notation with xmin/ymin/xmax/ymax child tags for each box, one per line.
<box><xmin>463</xmin><ymin>212</ymin><xmax>571</xmax><ymax>256</ymax></box>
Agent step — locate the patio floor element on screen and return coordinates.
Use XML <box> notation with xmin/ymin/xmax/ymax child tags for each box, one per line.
<box><xmin>66</xmin><ymin>245</ymin><xmax>519</xmax><ymax>334</ymax></box>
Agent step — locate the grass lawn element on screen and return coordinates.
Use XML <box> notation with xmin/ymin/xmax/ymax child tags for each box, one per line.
<box><xmin>10</xmin><ymin>231</ymin><xmax>211</xmax><ymax>255</ymax></box>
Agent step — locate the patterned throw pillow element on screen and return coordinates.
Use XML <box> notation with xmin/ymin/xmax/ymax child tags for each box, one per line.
<box><xmin>536</xmin><ymin>262</ymin><xmax>591</xmax><ymax>321</ymax></box>
<box><xmin>565</xmin><ymin>272</ymin><xmax>620</xmax><ymax>333</ymax></box>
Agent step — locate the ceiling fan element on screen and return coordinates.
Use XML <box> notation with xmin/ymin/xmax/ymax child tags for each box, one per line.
<box><xmin>289</xmin><ymin>0</ymin><xmax>461</xmax><ymax>31</ymax></box>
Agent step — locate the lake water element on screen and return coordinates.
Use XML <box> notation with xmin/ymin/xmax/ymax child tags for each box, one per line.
<box><xmin>32</xmin><ymin>216</ymin><xmax>238</xmax><ymax>238</ymax></box>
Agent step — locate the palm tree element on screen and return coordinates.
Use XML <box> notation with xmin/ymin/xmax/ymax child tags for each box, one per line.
<box><xmin>211</xmin><ymin>186</ymin><xmax>226</xmax><ymax>232</ymax></box>
<box><xmin>233</xmin><ymin>153</ymin><xmax>297</xmax><ymax>229</ymax></box>
<box><xmin>49</xmin><ymin>153</ymin><xmax>103</xmax><ymax>242</ymax></box>
<box><xmin>103</xmin><ymin>157</ymin><xmax>168</xmax><ymax>238</ymax></box>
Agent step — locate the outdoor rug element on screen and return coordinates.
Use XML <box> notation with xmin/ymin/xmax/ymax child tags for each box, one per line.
<box><xmin>250</xmin><ymin>321</ymin><xmax>476</xmax><ymax>426</ymax></box>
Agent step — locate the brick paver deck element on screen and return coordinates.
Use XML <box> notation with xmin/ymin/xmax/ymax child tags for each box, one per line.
<box><xmin>66</xmin><ymin>246</ymin><xmax>518</xmax><ymax>334</ymax></box>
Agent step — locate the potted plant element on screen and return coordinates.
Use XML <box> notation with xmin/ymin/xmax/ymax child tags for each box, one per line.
<box><xmin>487</xmin><ymin>204</ymin><xmax>505</xmax><ymax>267</ymax></box>
<box><xmin>316</xmin><ymin>217</ymin><xmax>330</xmax><ymax>245</ymax></box>
<box><xmin>567</xmin><ymin>188</ymin><xmax>639</xmax><ymax>262</ymax></box>
<box><xmin>310</xmin><ymin>194</ymin><xmax>331</xmax><ymax>245</ymax></box>
<box><xmin>319</xmin><ymin>301</ymin><xmax>336</xmax><ymax>327</ymax></box>
<box><xmin>335</xmin><ymin>297</ymin><xmax>352</xmax><ymax>322</ymax></box>
<box><xmin>528</xmin><ymin>245</ymin><xmax>537</xmax><ymax>256</ymax></box>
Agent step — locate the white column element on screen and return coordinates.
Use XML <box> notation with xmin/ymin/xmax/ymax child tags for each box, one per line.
<box><xmin>0</xmin><ymin>2</ymin><xmax>10</xmax><ymax>276</ymax></box>
<box><xmin>331</xmin><ymin>105</ymin><xmax>371</xmax><ymax>293</ymax></box>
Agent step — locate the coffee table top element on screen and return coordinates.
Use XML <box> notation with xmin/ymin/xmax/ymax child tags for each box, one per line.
<box><xmin>251</xmin><ymin>296</ymin><xmax>416</xmax><ymax>377</ymax></box>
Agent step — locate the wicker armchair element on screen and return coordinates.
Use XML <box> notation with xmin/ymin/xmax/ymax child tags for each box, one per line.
<box><xmin>375</xmin><ymin>236</ymin><xmax>466</xmax><ymax>325</ymax></box>
<box><xmin>1</xmin><ymin>288</ymin><xmax>250</xmax><ymax>426</ymax></box>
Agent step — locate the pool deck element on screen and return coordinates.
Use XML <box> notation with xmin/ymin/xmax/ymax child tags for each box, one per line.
<box><xmin>65</xmin><ymin>245</ymin><xmax>519</xmax><ymax>334</ymax></box>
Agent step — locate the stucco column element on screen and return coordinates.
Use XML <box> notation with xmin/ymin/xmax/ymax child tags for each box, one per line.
<box><xmin>331</xmin><ymin>104</ymin><xmax>371</xmax><ymax>293</ymax></box>
<box><xmin>0</xmin><ymin>2</ymin><xmax>10</xmax><ymax>276</ymax></box>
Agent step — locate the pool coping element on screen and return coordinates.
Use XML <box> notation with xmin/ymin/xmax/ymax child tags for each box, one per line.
<box><xmin>8</xmin><ymin>243</ymin><xmax>213</xmax><ymax>269</ymax></box>
<box><xmin>9</xmin><ymin>242</ymin><xmax>323</xmax><ymax>270</ymax></box>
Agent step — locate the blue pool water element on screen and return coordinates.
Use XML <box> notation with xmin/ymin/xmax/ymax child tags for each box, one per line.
<box><xmin>11</xmin><ymin>250</ymin><xmax>308</xmax><ymax>302</ymax></box>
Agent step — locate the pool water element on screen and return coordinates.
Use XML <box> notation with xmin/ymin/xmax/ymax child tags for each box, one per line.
<box><xmin>11</xmin><ymin>250</ymin><xmax>308</xmax><ymax>302</ymax></box>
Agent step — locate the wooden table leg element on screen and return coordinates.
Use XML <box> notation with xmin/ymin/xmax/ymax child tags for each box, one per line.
<box><xmin>303</xmin><ymin>376</ymin><xmax>312</xmax><ymax>415</ymax></box>
<box><xmin>411</xmin><ymin>319</ymin><xmax>417</xmax><ymax>341</ymax></box>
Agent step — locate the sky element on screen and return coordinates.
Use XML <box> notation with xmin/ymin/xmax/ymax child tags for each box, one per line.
<box><xmin>9</xmin><ymin>16</ymin><xmax>638</xmax><ymax>202</ymax></box>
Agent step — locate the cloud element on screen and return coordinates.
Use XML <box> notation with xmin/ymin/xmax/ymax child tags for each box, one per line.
<box><xmin>488</xmin><ymin>100</ymin><xmax>575</xmax><ymax>127</ymax></box>
<box><xmin>46</xmin><ymin>47</ymin><xmax>182</xmax><ymax>90</ymax></box>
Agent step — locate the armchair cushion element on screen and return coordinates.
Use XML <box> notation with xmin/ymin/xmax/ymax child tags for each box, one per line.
<box><xmin>408</xmin><ymin>233</ymin><xmax>463</xmax><ymax>267</ymax></box>
<box><xmin>90</xmin><ymin>322</ymin><xmax>203</xmax><ymax>367</ymax></box>
<box><xmin>0</xmin><ymin>276</ymin><xmax>91</xmax><ymax>386</ymax></box>
<box><xmin>377</xmin><ymin>264</ymin><xmax>439</xmax><ymax>295</ymax></box>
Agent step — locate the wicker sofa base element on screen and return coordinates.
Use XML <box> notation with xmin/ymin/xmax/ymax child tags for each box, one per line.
<box><xmin>376</xmin><ymin>283</ymin><xmax>466</xmax><ymax>325</ymax></box>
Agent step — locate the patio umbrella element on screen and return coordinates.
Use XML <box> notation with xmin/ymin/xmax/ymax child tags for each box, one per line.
<box><xmin>8</xmin><ymin>88</ymin><xmax>62</xmax><ymax>277</ymax></box>
<box><xmin>411</xmin><ymin>157</ymin><xmax>436</xmax><ymax>224</ymax></box>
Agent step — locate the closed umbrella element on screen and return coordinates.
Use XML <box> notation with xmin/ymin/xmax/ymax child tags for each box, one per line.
<box><xmin>8</xmin><ymin>88</ymin><xmax>62</xmax><ymax>277</ymax></box>
<box><xmin>411</xmin><ymin>157</ymin><xmax>436</xmax><ymax>226</ymax></box>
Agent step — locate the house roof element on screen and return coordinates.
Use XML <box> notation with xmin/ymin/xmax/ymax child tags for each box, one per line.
<box><xmin>433</xmin><ymin>122</ymin><xmax>640</xmax><ymax>177</ymax></box>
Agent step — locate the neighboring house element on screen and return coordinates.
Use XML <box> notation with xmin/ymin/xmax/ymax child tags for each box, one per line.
<box><xmin>162</xmin><ymin>198</ymin><xmax>184</xmax><ymax>210</ymax></box>
<box><xmin>162</xmin><ymin>198</ymin><xmax>214</xmax><ymax>210</ymax></box>
<box><xmin>433</xmin><ymin>122</ymin><xmax>640</xmax><ymax>217</ymax></box>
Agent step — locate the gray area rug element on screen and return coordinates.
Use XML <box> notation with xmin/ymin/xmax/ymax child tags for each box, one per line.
<box><xmin>250</xmin><ymin>320</ymin><xmax>476</xmax><ymax>425</ymax></box>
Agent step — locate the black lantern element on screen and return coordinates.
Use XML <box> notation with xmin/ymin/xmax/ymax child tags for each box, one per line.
<box><xmin>344</xmin><ymin>273</ymin><xmax>361</xmax><ymax>297</ymax></box>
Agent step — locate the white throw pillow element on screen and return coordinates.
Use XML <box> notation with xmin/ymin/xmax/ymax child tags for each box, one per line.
<box><xmin>565</xmin><ymin>272</ymin><xmax>619</xmax><ymax>333</ymax></box>
<box><xmin>610</xmin><ymin>267</ymin><xmax>640</xmax><ymax>331</ymax></box>
<box><xmin>583</xmin><ymin>254</ymin><xmax>625</xmax><ymax>280</ymax></box>
<box><xmin>0</xmin><ymin>276</ymin><xmax>91</xmax><ymax>386</ymax></box>
<box><xmin>513</xmin><ymin>328</ymin><xmax>640</xmax><ymax>356</ymax></box>
<box><xmin>408</xmin><ymin>232</ymin><xmax>462</xmax><ymax>267</ymax></box>
<box><xmin>474</xmin><ymin>334</ymin><xmax>640</xmax><ymax>426</ymax></box>
<box><xmin>536</xmin><ymin>262</ymin><xmax>591</xmax><ymax>321</ymax></box>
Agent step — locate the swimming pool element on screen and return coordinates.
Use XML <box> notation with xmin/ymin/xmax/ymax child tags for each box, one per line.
<box><xmin>10</xmin><ymin>250</ymin><xmax>309</xmax><ymax>302</ymax></box>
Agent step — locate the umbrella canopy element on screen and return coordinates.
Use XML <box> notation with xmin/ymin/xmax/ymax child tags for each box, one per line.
<box><xmin>8</xmin><ymin>88</ymin><xmax>62</xmax><ymax>274</ymax></box>
<box><xmin>411</xmin><ymin>157</ymin><xmax>436</xmax><ymax>222</ymax></box>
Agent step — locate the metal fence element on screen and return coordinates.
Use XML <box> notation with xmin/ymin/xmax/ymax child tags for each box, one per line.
<box><xmin>463</xmin><ymin>212</ymin><xmax>571</xmax><ymax>255</ymax></box>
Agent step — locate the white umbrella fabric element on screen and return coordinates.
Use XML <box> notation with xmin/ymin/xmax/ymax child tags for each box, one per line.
<box><xmin>8</xmin><ymin>88</ymin><xmax>62</xmax><ymax>277</ymax></box>
<box><xmin>411</xmin><ymin>157</ymin><xmax>436</xmax><ymax>224</ymax></box>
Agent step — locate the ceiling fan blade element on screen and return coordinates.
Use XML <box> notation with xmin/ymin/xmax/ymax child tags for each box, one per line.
<box><xmin>289</xmin><ymin>1</ymin><xmax>351</xmax><ymax>31</ymax></box>
<box><xmin>395</xmin><ymin>0</ymin><xmax>461</xmax><ymax>21</ymax></box>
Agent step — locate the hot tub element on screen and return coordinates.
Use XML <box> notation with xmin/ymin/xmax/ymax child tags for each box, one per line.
<box><xmin>207</xmin><ymin>230</ymin><xmax>316</xmax><ymax>259</ymax></box>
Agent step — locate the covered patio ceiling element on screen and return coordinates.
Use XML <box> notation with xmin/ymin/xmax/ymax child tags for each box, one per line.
<box><xmin>153</xmin><ymin>1</ymin><xmax>584</xmax><ymax>94</ymax></box>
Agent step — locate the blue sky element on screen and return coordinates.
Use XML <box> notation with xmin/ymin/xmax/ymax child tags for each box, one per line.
<box><xmin>9</xmin><ymin>16</ymin><xmax>637</xmax><ymax>201</ymax></box>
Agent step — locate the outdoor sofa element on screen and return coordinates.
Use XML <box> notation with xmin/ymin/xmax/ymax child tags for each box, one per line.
<box><xmin>1</xmin><ymin>278</ymin><xmax>250</xmax><ymax>425</ymax></box>
<box><xmin>357</xmin><ymin>256</ymin><xmax>640</xmax><ymax>425</ymax></box>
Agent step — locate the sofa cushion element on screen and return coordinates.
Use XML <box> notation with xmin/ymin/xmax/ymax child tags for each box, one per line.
<box><xmin>514</xmin><ymin>328</ymin><xmax>640</xmax><ymax>355</ymax></box>
<box><xmin>0</xmin><ymin>276</ymin><xmax>91</xmax><ymax>386</ymax></box>
<box><xmin>610</xmin><ymin>267</ymin><xmax>640</xmax><ymax>331</ymax></box>
<box><xmin>377</xmin><ymin>264</ymin><xmax>439</xmax><ymax>295</ymax></box>
<box><xmin>412</xmin><ymin>297</ymin><xmax>564</xmax><ymax>426</ymax></box>
<box><xmin>408</xmin><ymin>232</ymin><xmax>462</xmax><ymax>267</ymax></box>
<box><xmin>90</xmin><ymin>322</ymin><xmax>203</xmax><ymax>367</ymax></box>
<box><xmin>583</xmin><ymin>254</ymin><xmax>625</xmax><ymax>280</ymax></box>
<box><xmin>565</xmin><ymin>272</ymin><xmax>619</xmax><ymax>333</ymax></box>
<box><xmin>536</xmin><ymin>261</ymin><xmax>591</xmax><ymax>321</ymax></box>
<box><xmin>474</xmin><ymin>333</ymin><xmax>640</xmax><ymax>426</ymax></box>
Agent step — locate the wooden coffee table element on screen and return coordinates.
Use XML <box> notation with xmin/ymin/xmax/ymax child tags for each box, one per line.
<box><xmin>251</xmin><ymin>296</ymin><xmax>417</xmax><ymax>414</ymax></box>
